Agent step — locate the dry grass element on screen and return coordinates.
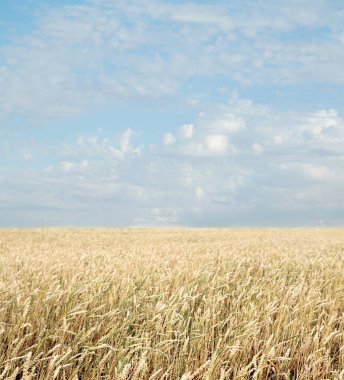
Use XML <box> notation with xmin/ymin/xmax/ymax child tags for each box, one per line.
<box><xmin>0</xmin><ymin>228</ymin><xmax>343</xmax><ymax>379</ymax></box>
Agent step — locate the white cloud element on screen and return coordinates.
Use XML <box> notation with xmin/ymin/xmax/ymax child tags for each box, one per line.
<box><xmin>110</xmin><ymin>128</ymin><xmax>143</xmax><ymax>159</ymax></box>
<box><xmin>205</xmin><ymin>134</ymin><xmax>228</xmax><ymax>153</ymax></box>
<box><xmin>81</xmin><ymin>160</ymin><xmax>89</xmax><ymax>168</ymax></box>
<box><xmin>233</xmin><ymin>72</ymin><xmax>251</xmax><ymax>86</ymax></box>
<box><xmin>302</xmin><ymin>164</ymin><xmax>335</xmax><ymax>180</ymax></box>
<box><xmin>22</xmin><ymin>151</ymin><xmax>33</xmax><ymax>161</ymax></box>
<box><xmin>252</xmin><ymin>142</ymin><xmax>263</xmax><ymax>154</ymax></box>
<box><xmin>3</xmin><ymin>100</ymin><xmax>344</xmax><ymax>226</ymax></box>
<box><xmin>304</xmin><ymin>109</ymin><xmax>341</xmax><ymax>136</ymax></box>
<box><xmin>195</xmin><ymin>186</ymin><xmax>206</xmax><ymax>201</ymax></box>
<box><xmin>163</xmin><ymin>132</ymin><xmax>176</xmax><ymax>145</ymax></box>
<box><xmin>277</xmin><ymin>162</ymin><xmax>336</xmax><ymax>181</ymax></box>
<box><xmin>133</xmin><ymin>207</ymin><xmax>179</xmax><ymax>226</ymax></box>
<box><xmin>120</xmin><ymin>129</ymin><xmax>133</xmax><ymax>153</ymax></box>
<box><xmin>211</xmin><ymin>114</ymin><xmax>245</xmax><ymax>132</ymax></box>
<box><xmin>180</xmin><ymin>124</ymin><xmax>194</xmax><ymax>138</ymax></box>
<box><xmin>61</xmin><ymin>161</ymin><xmax>75</xmax><ymax>172</ymax></box>
<box><xmin>273</xmin><ymin>136</ymin><xmax>285</xmax><ymax>145</ymax></box>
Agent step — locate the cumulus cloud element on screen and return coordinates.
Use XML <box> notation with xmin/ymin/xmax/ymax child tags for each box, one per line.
<box><xmin>163</xmin><ymin>132</ymin><xmax>176</xmax><ymax>145</ymax></box>
<box><xmin>180</xmin><ymin>124</ymin><xmax>194</xmax><ymax>138</ymax></box>
<box><xmin>205</xmin><ymin>134</ymin><xmax>228</xmax><ymax>153</ymax></box>
<box><xmin>304</xmin><ymin>109</ymin><xmax>342</xmax><ymax>136</ymax></box>
<box><xmin>211</xmin><ymin>114</ymin><xmax>245</xmax><ymax>132</ymax></box>
<box><xmin>110</xmin><ymin>128</ymin><xmax>143</xmax><ymax>160</ymax></box>
<box><xmin>2</xmin><ymin>91</ymin><xmax>344</xmax><ymax>227</ymax></box>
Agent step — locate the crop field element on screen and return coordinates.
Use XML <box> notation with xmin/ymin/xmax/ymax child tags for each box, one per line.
<box><xmin>0</xmin><ymin>228</ymin><xmax>343</xmax><ymax>379</ymax></box>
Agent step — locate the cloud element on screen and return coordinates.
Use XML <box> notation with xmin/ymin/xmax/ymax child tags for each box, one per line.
<box><xmin>304</xmin><ymin>109</ymin><xmax>341</xmax><ymax>136</ymax></box>
<box><xmin>133</xmin><ymin>207</ymin><xmax>179</xmax><ymax>226</ymax></box>
<box><xmin>180</xmin><ymin>124</ymin><xmax>194</xmax><ymax>138</ymax></box>
<box><xmin>109</xmin><ymin>128</ymin><xmax>143</xmax><ymax>160</ymax></box>
<box><xmin>22</xmin><ymin>151</ymin><xmax>33</xmax><ymax>161</ymax></box>
<box><xmin>2</xmin><ymin>94</ymin><xmax>344</xmax><ymax>226</ymax></box>
<box><xmin>1</xmin><ymin>2</ymin><xmax>344</xmax><ymax>226</ymax></box>
<box><xmin>252</xmin><ymin>142</ymin><xmax>263</xmax><ymax>154</ymax></box>
<box><xmin>163</xmin><ymin>132</ymin><xmax>176</xmax><ymax>145</ymax></box>
<box><xmin>302</xmin><ymin>163</ymin><xmax>335</xmax><ymax>180</ymax></box>
<box><xmin>279</xmin><ymin>162</ymin><xmax>336</xmax><ymax>181</ymax></box>
<box><xmin>1</xmin><ymin>0</ymin><xmax>344</xmax><ymax>117</ymax></box>
<box><xmin>195</xmin><ymin>186</ymin><xmax>206</xmax><ymax>201</ymax></box>
<box><xmin>210</xmin><ymin>114</ymin><xmax>245</xmax><ymax>132</ymax></box>
<box><xmin>205</xmin><ymin>134</ymin><xmax>228</xmax><ymax>153</ymax></box>
<box><xmin>61</xmin><ymin>161</ymin><xmax>75</xmax><ymax>172</ymax></box>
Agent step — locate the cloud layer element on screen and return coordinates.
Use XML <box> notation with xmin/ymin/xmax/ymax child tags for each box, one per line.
<box><xmin>1</xmin><ymin>93</ymin><xmax>344</xmax><ymax>226</ymax></box>
<box><xmin>1</xmin><ymin>0</ymin><xmax>343</xmax><ymax>226</ymax></box>
<box><xmin>1</xmin><ymin>0</ymin><xmax>344</xmax><ymax>117</ymax></box>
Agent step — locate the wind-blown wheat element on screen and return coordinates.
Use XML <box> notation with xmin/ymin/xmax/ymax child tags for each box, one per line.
<box><xmin>0</xmin><ymin>228</ymin><xmax>343</xmax><ymax>379</ymax></box>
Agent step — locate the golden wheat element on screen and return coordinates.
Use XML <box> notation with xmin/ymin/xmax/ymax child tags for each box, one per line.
<box><xmin>0</xmin><ymin>228</ymin><xmax>343</xmax><ymax>379</ymax></box>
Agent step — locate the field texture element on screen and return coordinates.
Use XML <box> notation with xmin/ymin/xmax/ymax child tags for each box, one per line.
<box><xmin>0</xmin><ymin>228</ymin><xmax>343</xmax><ymax>379</ymax></box>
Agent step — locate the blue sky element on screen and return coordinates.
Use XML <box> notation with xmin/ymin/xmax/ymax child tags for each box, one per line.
<box><xmin>1</xmin><ymin>0</ymin><xmax>344</xmax><ymax>226</ymax></box>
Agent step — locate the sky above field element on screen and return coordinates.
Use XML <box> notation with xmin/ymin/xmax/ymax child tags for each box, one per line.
<box><xmin>1</xmin><ymin>0</ymin><xmax>344</xmax><ymax>227</ymax></box>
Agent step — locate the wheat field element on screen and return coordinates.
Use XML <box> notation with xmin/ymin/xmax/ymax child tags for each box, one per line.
<box><xmin>0</xmin><ymin>228</ymin><xmax>343</xmax><ymax>379</ymax></box>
